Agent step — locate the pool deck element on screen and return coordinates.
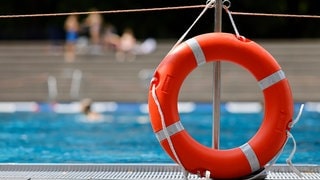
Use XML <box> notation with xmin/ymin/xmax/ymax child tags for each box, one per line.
<box><xmin>0</xmin><ymin>163</ymin><xmax>319</xmax><ymax>179</ymax></box>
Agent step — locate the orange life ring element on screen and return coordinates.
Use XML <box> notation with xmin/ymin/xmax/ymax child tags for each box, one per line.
<box><xmin>148</xmin><ymin>33</ymin><xmax>293</xmax><ymax>179</ymax></box>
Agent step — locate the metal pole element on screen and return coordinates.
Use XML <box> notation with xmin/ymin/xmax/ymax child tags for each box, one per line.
<box><xmin>70</xmin><ymin>69</ymin><xmax>82</xmax><ymax>99</ymax></box>
<box><xmin>212</xmin><ymin>0</ymin><xmax>222</xmax><ymax>149</ymax></box>
<box><xmin>48</xmin><ymin>76</ymin><xmax>58</xmax><ymax>101</ymax></box>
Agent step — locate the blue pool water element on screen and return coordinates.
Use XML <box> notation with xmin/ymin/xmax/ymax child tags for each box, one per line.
<box><xmin>0</xmin><ymin>102</ymin><xmax>319</xmax><ymax>164</ymax></box>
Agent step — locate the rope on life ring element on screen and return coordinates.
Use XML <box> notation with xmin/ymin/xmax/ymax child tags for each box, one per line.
<box><xmin>148</xmin><ymin>32</ymin><xmax>293</xmax><ymax>179</ymax></box>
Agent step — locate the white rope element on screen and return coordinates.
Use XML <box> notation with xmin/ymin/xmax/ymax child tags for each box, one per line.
<box><xmin>290</xmin><ymin>104</ymin><xmax>304</xmax><ymax>129</ymax></box>
<box><xmin>151</xmin><ymin>2</ymin><xmax>217</xmax><ymax>179</ymax></box>
<box><xmin>170</xmin><ymin>0</ymin><xmax>216</xmax><ymax>51</ymax></box>
<box><xmin>0</xmin><ymin>5</ymin><xmax>208</xmax><ymax>19</ymax></box>
<box><xmin>223</xmin><ymin>0</ymin><xmax>248</xmax><ymax>42</ymax></box>
<box><xmin>244</xmin><ymin>137</ymin><xmax>289</xmax><ymax>180</ymax></box>
<box><xmin>205</xmin><ymin>170</ymin><xmax>211</xmax><ymax>180</ymax></box>
<box><xmin>151</xmin><ymin>84</ymin><xmax>188</xmax><ymax>180</ymax></box>
<box><xmin>224</xmin><ymin>2</ymin><xmax>247</xmax><ymax>41</ymax></box>
<box><xmin>286</xmin><ymin>104</ymin><xmax>305</xmax><ymax>178</ymax></box>
<box><xmin>226</xmin><ymin>9</ymin><xmax>241</xmax><ymax>38</ymax></box>
<box><xmin>286</xmin><ymin>132</ymin><xmax>304</xmax><ymax>178</ymax></box>
<box><xmin>245</xmin><ymin>104</ymin><xmax>305</xmax><ymax>180</ymax></box>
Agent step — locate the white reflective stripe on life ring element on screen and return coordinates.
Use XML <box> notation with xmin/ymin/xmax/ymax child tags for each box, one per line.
<box><xmin>240</xmin><ymin>143</ymin><xmax>260</xmax><ymax>172</ymax></box>
<box><xmin>259</xmin><ymin>70</ymin><xmax>286</xmax><ymax>90</ymax></box>
<box><xmin>186</xmin><ymin>38</ymin><xmax>206</xmax><ymax>66</ymax></box>
<box><xmin>155</xmin><ymin>121</ymin><xmax>184</xmax><ymax>142</ymax></box>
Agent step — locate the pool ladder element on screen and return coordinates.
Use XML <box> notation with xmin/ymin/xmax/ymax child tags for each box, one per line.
<box><xmin>47</xmin><ymin>69</ymin><xmax>83</xmax><ymax>101</ymax></box>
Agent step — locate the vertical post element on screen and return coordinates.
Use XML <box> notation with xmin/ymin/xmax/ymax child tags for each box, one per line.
<box><xmin>48</xmin><ymin>75</ymin><xmax>58</xmax><ymax>101</ymax></box>
<box><xmin>212</xmin><ymin>0</ymin><xmax>222</xmax><ymax>149</ymax></box>
<box><xmin>70</xmin><ymin>69</ymin><xmax>82</xmax><ymax>99</ymax></box>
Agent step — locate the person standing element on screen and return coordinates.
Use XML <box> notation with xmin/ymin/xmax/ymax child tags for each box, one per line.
<box><xmin>85</xmin><ymin>9</ymin><xmax>103</xmax><ymax>54</ymax></box>
<box><xmin>64</xmin><ymin>14</ymin><xmax>79</xmax><ymax>62</ymax></box>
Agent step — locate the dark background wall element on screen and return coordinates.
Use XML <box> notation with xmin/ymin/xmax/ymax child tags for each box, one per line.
<box><xmin>0</xmin><ymin>0</ymin><xmax>319</xmax><ymax>40</ymax></box>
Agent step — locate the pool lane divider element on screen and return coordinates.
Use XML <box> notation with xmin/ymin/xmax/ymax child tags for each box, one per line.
<box><xmin>0</xmin><ymin>101</ymin><xmax>312</xmax><ymax>113</ymax></box>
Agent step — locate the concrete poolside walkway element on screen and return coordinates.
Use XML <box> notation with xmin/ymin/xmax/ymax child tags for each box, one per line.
<box><xmin>0</xmin><ymin>163</ymin><xmax>319</xmax><ymax>179</ymax></box>
<box><xmin>0</xmin><ymin>164</ymin><xmax>320</xmax><ymax>180</ymax></box>
<box><xmin>0</xmin><ymin>39</ymin><xmax>319</xmax><ymax>102</ymax></box>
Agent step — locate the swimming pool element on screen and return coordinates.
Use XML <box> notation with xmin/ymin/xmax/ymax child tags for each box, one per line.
<box><xmin>0</xmin><ymin>102</ymin><xmax>319</xmax><ymax>165</ymax></box>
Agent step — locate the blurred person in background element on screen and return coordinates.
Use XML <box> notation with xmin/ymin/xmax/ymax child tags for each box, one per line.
<box><xmin>84</xmin><ymin>8</ymin><xmax>103</xmax><ymax>54</ymax></box>
<box><xmin>116</xmin><ymin>27</ymin><xmax>137</xmax><ymax>62</ymax></box>
<box><xmin>80</xmin><ymin>98</ymin><xmax>102</xmax><ymax>121</ymax></box>
<box><xmin>64</xmin><ymin>14</ymin><xmax>79</xmax><ymax>62</ymax></box>
<box><xmin>102</xmin><ymin>23</ymin><xmax>120</xmax><ymax>52</ymax></box>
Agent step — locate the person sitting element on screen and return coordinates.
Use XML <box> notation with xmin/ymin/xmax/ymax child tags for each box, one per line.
<box><xmin>116</xmin><ymin>28</ymin><xmax>137</xmax><ymax>62</ymax></box>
